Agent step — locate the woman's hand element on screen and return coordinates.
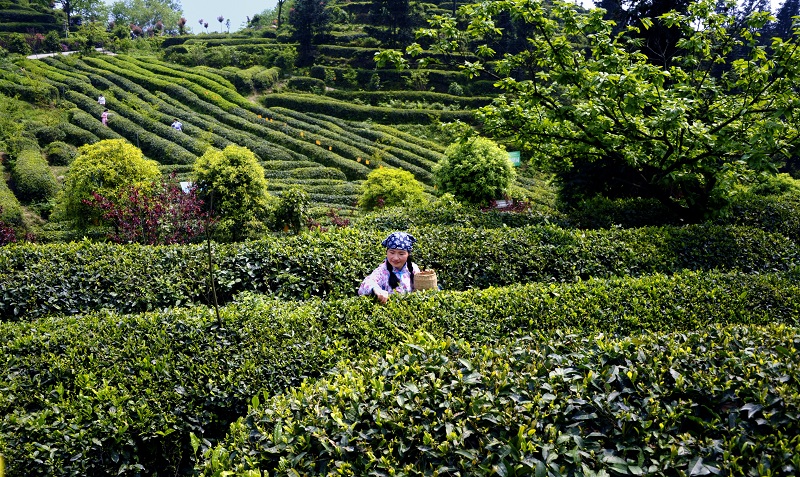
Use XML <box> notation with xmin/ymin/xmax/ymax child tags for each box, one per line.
<box><xmin>374</xmin><ymin>290</ymin><xmax>389</xmax><ymax>304</ymax></box>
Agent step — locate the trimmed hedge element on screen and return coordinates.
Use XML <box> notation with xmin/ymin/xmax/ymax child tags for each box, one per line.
<box><xmin>261</xmin><ymin>92</ymin><xmax>475</xmax><ymax>124</ymax></box>
<box><xmin>0</xmin><ymin>224</ymin><xmax>797</xmax><ymax>321</ymax></box>
<box><xmin>285</xmin><ymin>75</ymin><xmax>326</xmax><ymax>92</ymax></box>
<box><xmin>252</xmin><ymin>66</ymin><xmax>281</xmax><ymax>91</ymax></box>
<box><xmin>0</xmin><ymin>271</ymin><xmax>799</xmax><ymax>476</ymax></box>
<box><xmin>720</xmin><ymin>190</ymin><xmax>800</xmax><ymax>242</ymax></box>
<box><xmin>353</xmin><ymin>201</ymin><xmax>564</xmax><ymax>230</ymax></box>
<box><xmin>202</xmin><ymin>324</ymin><xmax>800</xmax><ymax>476</ymax></box>
<box><xmin>0</xmin><ymin>21</ymin><xmax>60</xmax><ymax>34</ymax></box>
<box><xmin>326</xmin><ymin>89</ymin><xmax>496</xmax><ymax>108</ymax></box>
<box><xmin>64</xmin><ymin>89</ymin><xmax>197</xmax><ymax>165</ymax></box>
<box><xmin>58</xmin><ymin>121</ymin><xmax>100</xmax><ymax>147</ymax></box>
<box><xmin>0</xmin><ymin>163</ymin><xmax>22</xmax><ymax>225</ymax></box>
<box><xmin>10</xmin><ymin>149</ymin><xmax>59</xmax><ymax>202</ymax></box>
<box><xmin>273</xmin><ymin>107</ymin><xmax>441</xmax><ymax>177</ymax></box>
<box><xmin>264</xmin><ymin>166</ymin><xmax>347</xmax><ymax>180</ymax></box>
<box><xmin>0</xmin><ymin>68</ymin><xmax>58</xmax><ymax>105</ymax></box>
<box><xmin>67</xmin><ymin>107</ymin><xmax>123</xmax><ymax>141</ymax></box>
<box><xmin>43</xmin><ymin>141</ymin><xmax>78</xmax><ymax>166</ymax></box>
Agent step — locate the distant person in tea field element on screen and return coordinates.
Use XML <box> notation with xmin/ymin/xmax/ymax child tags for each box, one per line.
<box><xmin>101</xmin><ymin>109</ymin><xmax>109</xmax><ymax>126</ymax></box>
<box><xmin>98</xmin><ymin>94</ymin><xmax>106</xmax><ymax>106</ymax></box>
<box><xmin>171</xmin><ymin>118</ymin><xmax>183</xmax><ymax>131</ymax></box>
<box><xmin>358</xmin><ymin>231</ymin><xmax>420</xmax><ymax>304</ymax></box>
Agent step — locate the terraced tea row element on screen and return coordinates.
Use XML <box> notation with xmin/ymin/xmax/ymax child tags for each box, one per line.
<box><xmin>20</xmin><ymin>53</ymin><xmax>470</xmax><ymax>210</ymax></box>
<box><xmin>2</xmin><ymin>271</ymin><xmax>798</xmax><ymax>476</ymax></box>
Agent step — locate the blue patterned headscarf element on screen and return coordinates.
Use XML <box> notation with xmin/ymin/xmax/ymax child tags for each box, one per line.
<box><xmin>381</xmin><ymin>231</ymin><xmax>416</xmax><ymax>252</ymax></box>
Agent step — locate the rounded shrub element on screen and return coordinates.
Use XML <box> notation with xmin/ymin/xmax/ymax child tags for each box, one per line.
<box><xmin>11</xmin><ymin>149</ymin><xmax>59</xmax><ymax>202</ymax></box>
<box><xmin>53</xmin><ymin>139</ymin><xmax>160</xmax><ymax>228</ymax></box>
<box><xmin>272</xmin><ymin>185</ymin><xmax>310</xmax><ymax>234</ymax></box>
<box><xmin>434</xmin><ymin>136</ymin><xmax>516</xmax><ymax>206</ymax></box>
<box><xmin>252</xmin><ymin>66</ymin><xmax>281</xmax><ymax>91</ymax></box>
<box><xmin>358</xmin><ymin>167</ymin><xmax>425</xmax><ymax>211</ymax></box>
<box><xmin>0</xmin><ymin>168</ymin><xmax>22</xmax><ymax>226</ymax></box>
<box><xmin>44</xmin><ymin>141</ymin><xmax>78</xmax><ymax>166</ymax></box>
<box><xmin>193</xmin><ymin>144</ymin><xmax>271</xmax><ymax>241</ymax></box>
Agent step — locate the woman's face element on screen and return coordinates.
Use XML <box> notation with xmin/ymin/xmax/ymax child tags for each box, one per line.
<box><xmin>386</xmin><ymin>248</ymin><xmax>409</xmax><ymax>269</ymax></box>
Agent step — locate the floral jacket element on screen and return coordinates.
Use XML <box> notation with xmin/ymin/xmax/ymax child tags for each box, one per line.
<box><xmin>358</xmin><ymin>260</ymin><xmax>420</xmax><ymax>296</ymax></box>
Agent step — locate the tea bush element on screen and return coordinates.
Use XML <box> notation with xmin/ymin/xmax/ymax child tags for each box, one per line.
<box><xmin>10</xmin><ymin>149</ymin><xmax>59</xmax><ymax>202</ymax></box>
<box><xmin>0</xmin><ymin>164</ymin><xmax>22</xmax><ymax>225</ymax></box>
<box><xmin>719</xmin><ymin>188</ymin><xmax>800</xmax><ymax>241</ymax></box>
<box><xmin>0</xmin><ymin>224</ymin><xmax>797</xmax><ymax>321</ymax></box>
<box><xmin>358</xmin><ymin>167</ymin><xmax>426</xmax><ymax>210</ymax></box>
<box><xmin>1</xmin><ymin>270</ymin><xmax>799</xmax><ymax>476</ymax></box>
<box><xmin>252</xmin><ymin>66</ymin><xmax>281</xmax><ymax>91</ymax></box>
<box><xmin>261</xmin><ymin>92</ymin><xmax>474</xmax><ymax>124</ymax></box>
<box><xmin>326</xmin><ymin>90</ymin><xmax>494</xmax><ymax>109</ymax></box>
<box><xmin>200</xmin><ymin>324</ymin><xmax>800</xmax><ymax>476</ymax></box>
<box><xmin>43</xmin><ymin>140</ymin><xmax>77</xmax><ymax>166</ymax></box>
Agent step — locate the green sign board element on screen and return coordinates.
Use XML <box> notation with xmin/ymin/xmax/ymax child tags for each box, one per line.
<box><xmin>508</xmin><ymin>151</ymin><xmax>521</xmax><ymax>167</ymax></box>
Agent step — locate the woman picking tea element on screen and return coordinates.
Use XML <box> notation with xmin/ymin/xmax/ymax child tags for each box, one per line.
<box><xmin>358</xmin><ymin>231</ymin><xmax>420</xmax><ymax>304</ymax></box>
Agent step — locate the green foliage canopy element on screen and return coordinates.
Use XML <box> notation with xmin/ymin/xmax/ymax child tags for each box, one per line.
<box><xmin>407</xmin><ymin>0</ymin><xmax>800</xmax><ymax>219</ymax></box>
<box><xmin>53</xmin><ymin>139</ymin><xmax>160</xmax><ymax>227</ymax></box>
<box><xmin>193</xmin><ymin>144</ymin><xmax>270</xmax><ymax>241</ymax></box>
<box><xmin>434</xmin><ymin>136</ymin><xmax>515</xmax><ymax>205</ymax></box>
<box><xmin>358</xmin><ymin>167</ymin><xmax>425</xmax><ymax>210</ymax></box>
<box><xmin>108</xmin><ymin>0</ymin><xmax>182</xmax><ymax>33</ymax></box>
<box><xmin>272</xmin><ymin>185</ymin><xmax>310</xmax><ymax>234</ymax></box>
<box><xmin>289</xmin><ymin>0</ymin><xmax>332</xmax><ymax>65</ymax></box>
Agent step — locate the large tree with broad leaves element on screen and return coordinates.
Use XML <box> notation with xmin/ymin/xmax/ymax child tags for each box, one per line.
<box><xmin>383</xmin><ymin>0</ymin><xmax>800</xmax><ymax>220</ymax></box>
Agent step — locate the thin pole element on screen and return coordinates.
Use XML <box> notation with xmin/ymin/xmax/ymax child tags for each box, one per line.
<box><xmin>206</xmin><ymin>193</ymin><xmax>220</xmax><ymax>324</ymax></box>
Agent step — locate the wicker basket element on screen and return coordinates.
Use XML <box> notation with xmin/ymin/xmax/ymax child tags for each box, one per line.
<box><xmin>414</xmin><ymin>269</ymin><xmax>438</xmax><ymax>291</ymax></box>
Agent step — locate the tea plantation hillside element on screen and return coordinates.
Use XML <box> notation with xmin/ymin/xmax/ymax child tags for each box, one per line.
<box><xmin>7</xmin><ymin>51</ymin><xmax>475</xmax><ymax>215</ymax></box>
<box><xmin>1</xmin><ymin>0</ymin><xmax>800</xmax><ymax>475</ymax></box>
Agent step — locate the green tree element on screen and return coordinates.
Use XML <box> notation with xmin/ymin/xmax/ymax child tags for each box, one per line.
<box><xmin>53</xmin><ymin>139</ymin><xmax>160</xmax><ymax>228</ymax></box>
<box><xmin>71</xmin><ymin>21</ymin><xmax>111</xmax><ymax>52</ymax></box>
<box><xmin>405</xmin><ymin>0</ymin><xmax>800</xmax><ymax>220</ymax></box>
<box><xmin>769</xmin><ymin>0</ymin><xmax>800</xmax><ymax>40</ymax></box>
<box><xmin>595</xmin><ymin>0</ymin><xmax>693</xmax><ymax>66</ymax></box>
<box><xmin>368</xmin><ymin>0</ymin><xmax>414</xmax><ymax>47</ymax></box>
<box><xmin>109</xmin><ymin>0</ymin><xmax>182</xmax><ymax>33</ymax></box>
<box><xmin>192</xmin><ymin>145</ymin><xmax>270</xmax><ymax>241</ymax></box>
<box><xmin>434</xmin><ymin>136</ymin><xmax>515</xmax><ymax>206</ymax></box>
<box><xmin>358</xmin><ymin>167</ymin><xmax>425</xmax><ymax>210</ymax></box>
<box><xmin>289</xmin><ymin>0</ymin><xmax>331</xmax><ymax>66</ymax></box>
<box><xmin>276</xmin><ymin>0</ymin><xmax>288</xmax><ymax>28</ymax></box>
<box><xmin>272</xmin><ymin>185</ymin><xmax>310</xmax><ymax>234</ymax></box>
<box><xmin>54</xmin><ymin>0</ymin><xmax>109</xmax><ymax>32</ymax></box>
